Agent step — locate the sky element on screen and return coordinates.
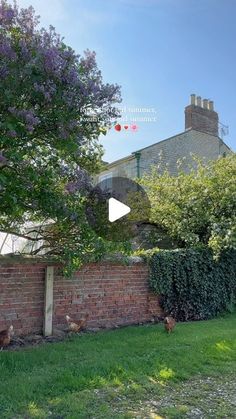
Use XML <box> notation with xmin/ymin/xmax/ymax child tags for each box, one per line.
<box><xmin>15</xmin><ymin>0</ymin><xmax>236</xmax><ymax>162</ymax></box>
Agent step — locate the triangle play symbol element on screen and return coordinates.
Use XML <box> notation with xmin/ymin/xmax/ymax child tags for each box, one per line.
<box><xmin>108</xmin><ymin>197</ymin><xmax>131</xmax><ymax>223</ymax></box>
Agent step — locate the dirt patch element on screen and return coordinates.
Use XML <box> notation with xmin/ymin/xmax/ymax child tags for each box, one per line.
<box><xmin>3</xmin><ymin>328</ymin><xmax>98</xmax><ymax>351</ymax></box>
<box><xmin>2</xmin><ymin>322</ymin><xmax>155</xmax><ymax>351</ymax></box>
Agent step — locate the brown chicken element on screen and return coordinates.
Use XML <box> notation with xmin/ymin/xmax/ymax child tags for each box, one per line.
<box><xmin>66</xmin><ymin>314</ymin><xmax>89</xmax><ymax>333</ymax></box>
<box><xmin>0</xmin><ymin>325</ymin><xmax>14</xmax><ymax>349</ymax></box>
<box><xmin>164</xmin><ymin>316</ymin><xmax>176</xmax><ymax>334</ymax></box>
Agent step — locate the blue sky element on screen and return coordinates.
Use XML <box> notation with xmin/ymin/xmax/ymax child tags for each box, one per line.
<box><xmin>17</xmin><ymin>0</ymin><xmax>236</xmax><ymax>162</ymax></box>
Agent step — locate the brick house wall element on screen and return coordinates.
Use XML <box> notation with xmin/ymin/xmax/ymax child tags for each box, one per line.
<box><xmin>0</xmin><ymin>258</ymin><xmax>162</xmax><ymax>336</ymax></box>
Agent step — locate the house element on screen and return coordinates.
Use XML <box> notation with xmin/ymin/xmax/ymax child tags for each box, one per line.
<box><xmin>0</xmin><ymin>94</ymin><xmax>232</xmax><ymax>254</ymax></box>
<box><xmin>98</xmin><ymin>94</ymin><xmax>232</xmax><ymax>185</ymax></box>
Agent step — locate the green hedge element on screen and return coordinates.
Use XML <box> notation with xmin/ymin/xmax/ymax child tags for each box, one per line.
<box><xmin>149</xmin><ymin>248</ymin><xmax>236</xmax><ymax>321</ymax></box>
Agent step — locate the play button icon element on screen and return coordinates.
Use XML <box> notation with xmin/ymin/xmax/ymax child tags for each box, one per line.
<box><xmin>108</xmin><ymin>198</ymin><xmax>130</xmax><ymax>222</ymax></box>
<box><xmin>86</xmin><ymin>176</ymin><xmax>150</xmax><ymax>242</ymax></box>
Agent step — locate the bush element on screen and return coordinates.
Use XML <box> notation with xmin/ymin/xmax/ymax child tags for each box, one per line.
<box><xmin>149</xmin><ymin>248</ymin><xmax>236</xmax><ymax>321</ymax></box>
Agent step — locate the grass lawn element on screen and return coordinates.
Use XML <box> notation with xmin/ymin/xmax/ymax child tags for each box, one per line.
<box><xmin>0</xmin><ymin>313</ymin><xmax>236</xmax><ymax>418</ymax></box>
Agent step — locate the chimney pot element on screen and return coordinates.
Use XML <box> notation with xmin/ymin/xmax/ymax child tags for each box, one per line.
<box><xmin>209</xmin><ymin>100</ymin><xmax>214</xmax><ymax>111</ymax></box>
<box><xmin>190</xmin><ymin>94</ymin><xmax>196</xmax><ymax>105</ymax></box>
<box><xmin>203</xmin><ymin>99</ymin><xmax>208</xmax><ymax>109</ymax></box>
<box><xmin>197</xmin><ymin>96</ymin><xmax>202</xmax><ymax>107</ymax></box>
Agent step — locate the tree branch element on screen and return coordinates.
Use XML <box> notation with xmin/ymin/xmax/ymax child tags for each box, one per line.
<box><xmin>0</xmin><ymin>230</ymin><xmax>44</xmax><ymax>241</ymax></box>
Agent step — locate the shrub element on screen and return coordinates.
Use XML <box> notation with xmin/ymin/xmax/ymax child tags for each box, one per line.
<box><xmin>148</xmin><ymin>248</ymin><xmax>236</xmax><ymax>321</ymax></box>
<box><xmin>139</xmin><ymin>155</ymin><xmax>236</xmax><ymax>255</ymax></box>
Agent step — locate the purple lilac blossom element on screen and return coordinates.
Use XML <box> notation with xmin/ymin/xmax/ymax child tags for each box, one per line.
<box><xmin>0</xmin><ymin>37</ymin><xmax>17</xmax><ymax>60</ymax></box>
<box><xmin>8</xmin><ymin>107</ymin><xmax>40</xmax><ymax>132</ymax></box>
<box><xmin>8</xmin><ymin>130</ymin><xmax>17</xmax><ymax>137</ymax></box>
<box><xmin>65</xmin><ymin>167</ymin><xmax>92</xmax><ymax>194</ymax></box>
<box><xmin>1</xmin><ymin>0</ymin><xmax>121</xmax><ymax>154</ymax></box>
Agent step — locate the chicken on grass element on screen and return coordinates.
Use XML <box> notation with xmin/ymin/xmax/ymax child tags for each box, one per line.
<box><xmin>164</xmin><ymin>316</ymin><xmax>176</xmax><ymax>334</ymax></box>
<box><xmin>65</xmin><ymin>314</ymin><xmax>89</xmax><ymax>333</ymax></box>
<box><xmin>0</xmin><ymin>325</ymin><xmax>14</xmax><ymax>349</ymax></box>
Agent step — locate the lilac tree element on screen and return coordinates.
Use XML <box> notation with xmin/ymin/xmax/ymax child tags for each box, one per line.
<box><xmin>0</xmin><ymin>1</ymin><xmax>123</xmax><ymax>271</ymax></box>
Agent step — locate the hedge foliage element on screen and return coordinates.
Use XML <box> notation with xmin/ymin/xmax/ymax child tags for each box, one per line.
<box><xmin>149</xmin><ymin>248</ymin><xmax>236</xmax><ymax>321</ymax></box>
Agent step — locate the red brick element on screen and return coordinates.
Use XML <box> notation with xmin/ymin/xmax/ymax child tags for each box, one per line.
<box><xmin>0</xmin><ymin>261</ymin><xmax>162</xmax><ymax>335</ymax></box>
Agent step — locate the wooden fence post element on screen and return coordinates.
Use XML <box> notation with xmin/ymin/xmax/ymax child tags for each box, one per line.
<box><xmin>44</xmin><ymin>266</ymin><xmax>54</xmax><ymax>336</ymax></box>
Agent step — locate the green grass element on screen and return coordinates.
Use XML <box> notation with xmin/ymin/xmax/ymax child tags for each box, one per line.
<box><xmin>0</xmin><ymin>313</ymin><xmax>236</xmax><ymax>418</ymax></box>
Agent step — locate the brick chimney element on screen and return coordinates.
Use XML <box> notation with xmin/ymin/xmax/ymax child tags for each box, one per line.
<box><xmin>185</xmin><ymin>94</ymin><xmax>219</xmax><ymax>136</ymax></box>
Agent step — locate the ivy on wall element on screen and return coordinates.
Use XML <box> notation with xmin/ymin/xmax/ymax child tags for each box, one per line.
<box><xmin>148</xmin><ymin>248</ymin><xmax>236</xmax><ymax>321</ymax></box>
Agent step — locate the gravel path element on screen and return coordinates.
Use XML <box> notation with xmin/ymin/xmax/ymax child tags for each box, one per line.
<box><xmin>139</xmin><ymin>375</ymin><xmax>236</xmax><ymax>418</ymax></box>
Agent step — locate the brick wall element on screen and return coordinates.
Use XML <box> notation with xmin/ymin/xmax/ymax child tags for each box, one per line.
<box><xmin>185</xmin><ymin>104</ymin><xmax>219</xmax><ymax>136</ymax></box>
<box><xmin>0</xmin><ymin>258</ymin><xmax>162</xmax><ymax>336</ymax></box>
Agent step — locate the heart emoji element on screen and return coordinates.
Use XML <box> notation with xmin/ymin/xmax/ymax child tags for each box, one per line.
<box><xmin>124</xmin><ymin>125</ymin><xmax>129</xmax><ymax>130</ymax></box>
<box><xmin>131</xmin><ymin>124</ymin><xmax>138</xmax><ymax>132</ymax></box>
<box><xmin>115</xmin><ymin>124</ymin><xmax>121</xmax><ymax>131</ymax></box>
